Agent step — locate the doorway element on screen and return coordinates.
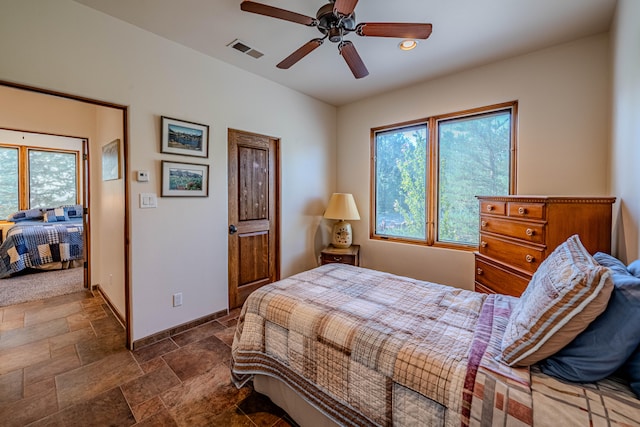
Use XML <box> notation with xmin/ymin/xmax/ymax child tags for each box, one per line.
<box><xmin>227</xmin><ymin>128</ymin><xmax>280</xmax><ymax>309</ymax></box>
<box><xmin>0</xmin><ymin>80</ymin><xmax>131</xmax><ymax>347</ymax></box>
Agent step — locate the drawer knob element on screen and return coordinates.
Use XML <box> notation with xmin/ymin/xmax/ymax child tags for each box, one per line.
<box><xmin>477</xmin><ymin>268</ymin><xmax>484</xmax><ymax>275</ymax></box>
<box><xmin>481</xmin><ymin>220</ymin><xmax>487</xmax><ymax>227</ymax></box>
<box><xmin>518</xmin><ymin>207</ymin><xmax>527</xmax><ymax>215</ymax></box>
<box><xmin>486</xmin><ymin>204</ymin><xmax>494</xmax><ymax>211</ymax></box>
<box><xmin>332</xmin><ymin>256</ymin><xmax>343</xmax><ymax>262</ymax></box>
<box><xmin>480</xmin><ymin>241</ymin><xmax>487</xmax><ymax>248</ymax></box>
<box><xmin>525</xmin><ymin>254</ymin><xmax>534</xmax><ymax>263</ymax></box>
<box><xmin>526</xmin><ymin>228</ymin><xmax>534</xmax><ymax>236</ymax></box>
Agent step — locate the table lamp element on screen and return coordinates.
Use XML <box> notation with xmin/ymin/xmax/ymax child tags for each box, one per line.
<box><xmin>324</xmin><ymin>193</ymin><xmax>360</xmax><ymax>248</ymax></box>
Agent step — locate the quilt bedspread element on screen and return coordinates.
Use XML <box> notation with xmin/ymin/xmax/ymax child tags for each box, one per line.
<box><xmin>231</xmin><ymin>264</ymin><xmax>531</xmax><ymax>426</ymax></box>
<box><xmin>0</xmin><ymin>220</ymin><xmax>83</xmax><ymax>278</ymax></box>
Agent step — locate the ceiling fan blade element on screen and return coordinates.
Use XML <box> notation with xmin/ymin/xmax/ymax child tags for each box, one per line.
<box><xmin>333</xmin><ymin>0</ymin><xmax>358</xmax><ymax>16</ymax></box>
<box><xmin>277</xmin><ymin>39</ymin><xmax>324</xmax><ymax>69</ymax></box>
<box><xmin>339</xmin><ymin>41</ymin><xmax>369</xmax><ymax>79</ymax></box>
<box><xmin>356</xmin><ymin>22</ymin><xmax>433</xmax><ymax>39</ymax></box>
<box><xmin>241</xmin><ymin>1</ymin><xmax>317</xmax><ymax>26</ymax></box>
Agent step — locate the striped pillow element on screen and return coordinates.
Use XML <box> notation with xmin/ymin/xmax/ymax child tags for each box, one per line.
<box><xmin>501</xmin><ymin>235</ymin><xmax>613</xmax><ymax>366</ymax></box>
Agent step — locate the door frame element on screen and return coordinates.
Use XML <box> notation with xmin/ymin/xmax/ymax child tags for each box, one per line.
<box><xmin>0</xmin><ymin>80</ymin><xmax>132</xmax><ymax>348</ymax></box>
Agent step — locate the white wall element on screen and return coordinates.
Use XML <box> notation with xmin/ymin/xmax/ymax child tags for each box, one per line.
<box><xmin>611</xmin><ymin>0</ymin><xmax>640</xmax><ymax>263</ymax></box>
<box><xmin>0</xmin><ymin>0</ymin><xmax>336</xmax><ymax>342</ymax></box>
<box><xmin>337</xmin><ymin>34</ymin><xmax>612</xmax><ymax>290</ymax></box>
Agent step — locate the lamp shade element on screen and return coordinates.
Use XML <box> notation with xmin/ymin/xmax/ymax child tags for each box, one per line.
<box><xmin>324</xmin><ymin>193</ymin><xmax>360</xmax><ymax>220</ymax></box>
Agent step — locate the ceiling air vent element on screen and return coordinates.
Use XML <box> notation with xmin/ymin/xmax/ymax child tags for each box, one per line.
<box><xmin>228</xmin><ymin>39</ymin><xmax>264</xmax><ymax>59</ymax></box>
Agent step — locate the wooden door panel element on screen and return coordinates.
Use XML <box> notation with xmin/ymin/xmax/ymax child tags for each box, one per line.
<box><xmin>228</xmin><ymin>129</ymin><xmax>279</xmax><ymax>309</ymax></box>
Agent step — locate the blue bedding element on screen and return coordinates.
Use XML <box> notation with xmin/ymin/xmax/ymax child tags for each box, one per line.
<box><xmin>0</xmin><ymin>218</ymin><xmax>83</xmax><ymax>278</ymax></box>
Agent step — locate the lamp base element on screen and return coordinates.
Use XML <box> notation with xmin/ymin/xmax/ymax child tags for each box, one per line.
<box><xmin>331</xmin><ymin>220</ymin><xmax>353</xmax><ymax>248</ymax></box>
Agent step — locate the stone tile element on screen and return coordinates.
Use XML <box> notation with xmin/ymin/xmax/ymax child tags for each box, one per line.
<box><xmin>130</xmin><ymin>395</ymin><xmax>166</xmax><ymax>423</ymax></box>
<box><xmin>139</xmin><ymin>356</ymin><xmax>169</xmax><ymax>374</ymax></box>
<box><xmin>205</xmin><ymin>407</ymin><xmax>256</xmax><ymax>426</ymax></box>
<box><xmin>0</xmin><ymin>339</ymin><xmax>50</xmax><ymax>375</ymax></box>
<box><xmin>48</xmin><ymin>326</ymin><xmax>95</xmax><ymax>353</ymax></box>
<box><xmin>216</xmin><ymin>308</ymin><xmax>241</xmax><ymax>327</ymax></box>
<box><xmin>83</xmin><ymin>304</ymin><xmax>108</xmax><ymax>321</ymax></box>
<box><xmin>55</xmin><ymin>351</ymin><xmax>142</xmax><ymax>408</ymax></box>
<box><xmin>55</xmin><ymin>386</ymin><xmax>136</xmax><ymax>426</ymax></box>
<box><xmin>132</xmin><ymin>338</ymin><xmax>179</xmax><ymax>364</ymax></box>
<box><xmin>162</xmin><ymin>362</ymin><xmax>251</xmax><ymax>421</ymax></box>
<box><xmin>75</xmin><ymin>330</ymin><xmax>126</xmax><ymax>365</ymax></box>
<box><xmin>0</xmin><ymin>369</ymin><xmax>23</xmax><ymax>404</ymax></box>
<box><xmin>134</xmin><ymin>409</ymin><xmax>178</xmax><ymax>427</ymax></box>
<box><xmin>171</xmin><ymin>321</ymin><xmax>225</xmax><ymax>347</ymax></box>
<box><xmin>24</xmin><ymin>377</ymin><xmax>55</xmax><ymax>399</ymax></box>
<box><xmin>214</xmin><ymin>326</ymin><xmax>236</xmax><ymax>347</ymax></box>
<box><xmin>162</xmin><ymin>336</ymin><xmax>231</xmax><ymax>382</ymax></box>
<box><xmin>42</xmin><ymin>290</ymin><xmax>92</xmax><ymax>306</ymax></box>
<box><xmin>0</xmin><ymin>317</ymin><xmax>24</xmax><ymax>332</ymax></box>
<box><xmin>0</xmin><ymin>387</ymin><xmax>58</xmax><ymax>427</ymax></box>
<box><xmin>24</xmin><ymin>301</ymin><xmax>83</xmax><ymax>326</ymax></box>
<box><xmin>91</xmin><ymin>310</ymin><xmax>125</xmax><ymax>337</ymax></box>
<box><xmin>0</xmin><ymin>317</ymin><xmax>68</xmax><ymax>351</ymax></box>
<box><xmin>237</xmin><ymin>390</ymin><xmax>287</xmax><ymax>427</ymax></box>
<box><xmin>24</xmin><ymin>343</ymin><xmax>80</xmax><ymax>385</ymax></box>
<box><xmin>2</xmin><ymin>300</ymin><xmax>44</xmax><ymax>321</ymax></box>
<box><xmin>121</xmin><ymin>362</ymin><xmax>181</xmax><ymax>407</ymax></box>
<box><xmin>66</xmin><ymin>311</ymin><xmax>91</xmax><ymax>331</ymax></box>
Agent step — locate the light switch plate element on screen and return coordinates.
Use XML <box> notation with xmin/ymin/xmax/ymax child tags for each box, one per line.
<box><xmin>139</xmin><ymin>193</ymin><xmax>157</xmax><ymax>208</ymax></box>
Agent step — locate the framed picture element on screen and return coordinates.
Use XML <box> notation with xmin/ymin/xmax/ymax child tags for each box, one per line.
<box><xmin>102</xmin><ymin>139</ymin><xmax>121</xmax><ymax>181</ymax></box>
<box><xmin>161</xmin><ymin>116</ymin><xmax>209</xmax><ymax>158</ymax></box>
<box><xmin>161</xmin><ymin>160</ymin><xmax>209</xmax><ymax>197</ymax></box>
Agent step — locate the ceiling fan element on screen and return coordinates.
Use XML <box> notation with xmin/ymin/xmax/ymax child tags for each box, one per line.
<box><xmin>240</xmin><ymin>0</ymin><xmax>433</xmax><ymax>79</ymax></box>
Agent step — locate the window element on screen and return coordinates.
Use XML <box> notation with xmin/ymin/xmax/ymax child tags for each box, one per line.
<box><xmin>0</xmin><ymin>144</ymin><xmax>80</xmax><ymax>220</ymax></box>
<box><xmin>372</xmin><ymin>101</ymin><xmax>517</xmax><ymax>248</ymax></box>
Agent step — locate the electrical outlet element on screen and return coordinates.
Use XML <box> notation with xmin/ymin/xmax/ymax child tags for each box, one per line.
<box><xmin>173</xmin><ymin>293</ymin><xmax>183</xmax><ymax>307</ymax></box>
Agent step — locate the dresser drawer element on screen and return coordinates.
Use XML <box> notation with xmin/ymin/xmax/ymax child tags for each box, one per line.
<box><xmin>507</xmin><ymin>202</ymin><xmax>545</xmax><ymax>219</ymax></box>
<box><xmin>480</xmin><ymin>215</ymin><xmax>545</xmax><ymax>244</ymax></box>
<box><xmin>479</xmin><ymin>234</ymin><xmax>544</xmax><ymax>273</ymax></box>
<box><xmin>475</xmin><ymin>256</ymin><xmax>530</xmax><ymax>297</ymax></box>
<box><xmin>321</xmin><ymin>252</ymin><xmax>357</xmax><ymax>266</ymax></box>
<box><xmin>480</xmin><ymin>200</ymin><xmax>506</xmax><ymax>216</ymax></box>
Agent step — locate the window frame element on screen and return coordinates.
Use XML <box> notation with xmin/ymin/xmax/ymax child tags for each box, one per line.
<box><xmin>0</xmin><ymin>143</ymin><xmax>81</xmax><ymax>218</ymax></box>
<box><xmin>370</xmin><ymin>101</ymin><xmax>518</xmax><ymax>249</ymax></box>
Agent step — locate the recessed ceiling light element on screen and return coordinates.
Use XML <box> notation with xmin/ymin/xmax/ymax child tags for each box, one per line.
<box><xmin>399</xmin><ymin>40</ymin><xmax>417</xmax><ymax>51</ymax></box>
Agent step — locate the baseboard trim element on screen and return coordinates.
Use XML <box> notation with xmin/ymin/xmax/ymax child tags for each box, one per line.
<box><xmin>93</xmin><ymin>284</ymin><xmax>125</xmax><ymax>327</ymax></box>
<box><xmin>131</xmin><ymin>308</ymin><xmax>229</xmax><ymax>350</ymax></box>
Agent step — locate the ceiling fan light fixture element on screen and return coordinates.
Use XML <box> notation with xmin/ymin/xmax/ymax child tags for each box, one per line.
<box><xmin>399</xmin><ymin>39</ymin><xmax>417</xmax><ymax>51</ymax></box>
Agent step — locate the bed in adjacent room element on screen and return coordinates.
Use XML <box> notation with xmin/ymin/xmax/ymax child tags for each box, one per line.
<box><xmin>0</xmin><ymin>206</ymin><xmax>84</xmax><ymax>278</ymax></box>
<box><xmin>231</xmin><ymin>235</ymin><xmax>640</xmax><ymax>426</ymax></box>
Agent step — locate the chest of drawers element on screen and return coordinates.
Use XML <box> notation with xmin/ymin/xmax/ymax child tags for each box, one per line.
<box><xmin>474</xmin><ymin>196</ymin><xmax>615</xmax><ymax>297</ymax></box>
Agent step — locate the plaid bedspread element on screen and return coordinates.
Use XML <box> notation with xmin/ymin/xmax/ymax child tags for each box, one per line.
<box><xmin>232</xmin><ymin>264</ymin><xmax>640</xmax><ymax>426</ymax></box>
<box><xmin>0</xmin><ymin>220</ymin><xmax>83</xmax><ymax>278</ymax></box>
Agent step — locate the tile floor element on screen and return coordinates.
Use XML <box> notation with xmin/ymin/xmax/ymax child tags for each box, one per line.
<box><xmin>0</xmin><ymin>290</ymin><xmax>296</xmax><ymax>426</ymax></box>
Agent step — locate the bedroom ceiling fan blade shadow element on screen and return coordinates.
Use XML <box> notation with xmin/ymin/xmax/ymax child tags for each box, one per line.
<box><xmin>339</xmin><ymin>41</ymin><xmax>368</xmax><ymax>79</ymax></box>
<box><xmin>356</xmin><ymin>22</ymin><xmax>433</xmax><ymax>39</ymax></box>
<box><xmin>277</xmin><ymin>39</ymin><xmax>324</xmax><ymax>69</ymax></box>
<box><xmin>334</xmin><ymin>0</ymin><xmax>358</xmax><ymax>16</ymax></box>
<box><xmin>241</xmin><ymin>1</ymin><xmax>317</xmax><ymax>26</ymax></box>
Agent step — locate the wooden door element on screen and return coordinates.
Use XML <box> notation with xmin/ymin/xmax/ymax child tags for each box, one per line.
<box><xmin>228</xmin><ymin>129</ymin><xmax>279</xmax><ymax>309</ymax></box>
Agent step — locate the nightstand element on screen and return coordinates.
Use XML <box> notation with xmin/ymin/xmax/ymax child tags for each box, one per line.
<box><xmin>320</xmin><ymin>244</ymin><xmax>360</xmax><ymax>266</ymax></box>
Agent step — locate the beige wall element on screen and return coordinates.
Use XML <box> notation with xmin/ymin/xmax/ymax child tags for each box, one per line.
<box><xmin>0</xmin><ymin>0</ymin><xmax>336</xmax><ymax>341</ymax></box>
<box><xmin>337</xmin><ymin>34</ymin><xmax>612</xmax><ymax>290</ymax></box>
<box><xmin>611</xmin><ymin>0</ymin><xmax>640</xmax><ymax>263</ymax></box>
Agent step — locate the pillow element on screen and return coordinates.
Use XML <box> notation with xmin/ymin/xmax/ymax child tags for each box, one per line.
<box><xmin>501</xmin><ymin>235</ymin><xmax>613</xmax><ymax>367</ymax></box>
<box><xmin>593</xmin><ymin>252</ymin><xmax>629</xmax><ymax>275</ymax></box>
<box><xmin>7</xmin><ymin>208</ymin><xmax>43</xmax><ymax>222</ymax></box>
<box><xmin>63</xmin><ymin>204</ymin><xmax>83</xmax><ymax>218</ymax></box>
<box><xmin>628</xmin><ymin>260</ymin><xmax>640</xmax><ymax>278</ymax></box>
<box><xmin>623</xmin><ymin>343</ymin><xmax>640</xmax><ymax>399</ymax></box>
<box><xmin>538</xmin><ymin>270</ymin><xmax>640</xmax><ymax>382</ymax></box>
<box><xmin>44</xmin><ymin>207</ymin><xmax>69</xmax><ymax>222</ymax></box>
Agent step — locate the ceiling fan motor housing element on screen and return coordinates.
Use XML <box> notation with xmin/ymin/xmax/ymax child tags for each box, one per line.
<box><xmin>316</xmin><ymin>3</ymin><xmax>356</xmax><ymax>43</ymax></box>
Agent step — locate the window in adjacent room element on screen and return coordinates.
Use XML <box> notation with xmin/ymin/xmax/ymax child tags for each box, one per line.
<box><xmin>371</xmin><ymin>101</ymin><xmax>517</xmax><ymax>248</ymax></box>
<box><xmin>0</xmin><ymin>144</ymin><xmax>80</xmax><ymax>220</ymax></box>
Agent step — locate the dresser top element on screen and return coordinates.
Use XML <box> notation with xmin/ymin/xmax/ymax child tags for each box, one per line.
<box><xmin>476</xmin><ymin>195</ymin><xmax>616</xmax><ymax>204</ymax></box>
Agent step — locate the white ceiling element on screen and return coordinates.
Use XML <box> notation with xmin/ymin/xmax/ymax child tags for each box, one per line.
<box><xmin>72</xmin><ymin>0</ymin><xmax>616</xmax><ymax>106</ymax></box>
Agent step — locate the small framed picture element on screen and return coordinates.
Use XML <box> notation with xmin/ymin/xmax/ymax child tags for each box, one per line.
<box><xmin>161</xmin><ymin>160</ymin><xmax>209</xmax><ymax>197</ymax></box>
<box><xmin>102</xmin><ymin>139</ymin><xmax>121</xmax><ymax>181</ymax></box>
<box><xmin>161</xmin><ymin>116</ymin><xmax>209</xmax><ymax>158</ymax></box>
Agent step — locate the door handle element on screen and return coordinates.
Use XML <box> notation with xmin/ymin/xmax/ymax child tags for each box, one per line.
<box><xmin>229</xmin><ymin>224</ymin><xmax>238</xmax><ymax>235</ymax></box>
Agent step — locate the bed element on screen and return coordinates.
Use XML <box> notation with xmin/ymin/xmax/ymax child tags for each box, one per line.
<box><xmin>231</xmin><ymin>236</ymin><xmax>640</xmax><ymax>426</ymax></box>
<box><xmin>0</xmin><ymin>206</ymin><xmax>84</xmax><ymax>278</ymax></box>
